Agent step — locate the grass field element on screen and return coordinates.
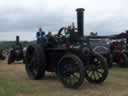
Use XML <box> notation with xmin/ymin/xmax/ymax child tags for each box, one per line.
<box><xmin>0</xmin><ymin>61</ymin><xmax>128</xmax><ymax>96</ymax></box>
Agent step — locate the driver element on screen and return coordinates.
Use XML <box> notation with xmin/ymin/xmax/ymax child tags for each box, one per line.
<box><xmin>36</xmin><ymin>28</ymin><xmax>47</xmax><ymax>46</ymax></box>
<box><xmin>36</xmin><ymin>28</ymin><xmax>45</xmax><ymax>42</ymax></box>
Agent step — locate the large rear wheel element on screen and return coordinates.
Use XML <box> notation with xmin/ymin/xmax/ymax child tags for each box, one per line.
<box><xmin>57</xmin><ymin>54</ymin><xmax>85</xmax><ymax>89</ymax></box>
<box><xmin>25</xmin><ymin>45</ymin><xmax>46</xmax><ymax>80</ymax></box>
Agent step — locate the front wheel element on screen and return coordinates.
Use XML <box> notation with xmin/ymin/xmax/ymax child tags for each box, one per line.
<box><xmin>57</xmin><ymin>54</ymin><xmax>85</xmax><ymax>89</ymax></box>
<box><xmin>85</xmin><ymin>54</ymin><xmax>109</xmax><ymax>83</ymax></box>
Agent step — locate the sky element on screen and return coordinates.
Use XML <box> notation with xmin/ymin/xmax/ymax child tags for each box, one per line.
<box><xmin>0</xmin><ymin>0</ymin><xmax>128</xmax><ymax>41</ymax></box>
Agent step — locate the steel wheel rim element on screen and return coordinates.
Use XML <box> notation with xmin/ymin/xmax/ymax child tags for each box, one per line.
<box><xmin>86</xmin><ymin>57</ymin><xmax>105</xmax><ymax>80</ymax></box>
<box><xmin>59</xmin><ymin>58</ymin><xmax>82</xmax><ymax>87</ymax></box>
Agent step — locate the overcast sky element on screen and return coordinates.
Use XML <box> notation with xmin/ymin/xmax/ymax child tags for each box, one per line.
<box><xmin>0</xmin><ymin>0</ymin><xmax>128</xmax><ymax>41</ymax></box>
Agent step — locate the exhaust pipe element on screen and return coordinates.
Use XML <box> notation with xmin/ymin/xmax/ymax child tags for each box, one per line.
<box><xmin>16</xmin><ymin>35</ymin><xmax>20</xmax><ymax>45</ymax></box>
<box><xmin>126</xmin><ymin>30</ymin><xmax>128</xmax><ymax>44</ymax></box>
<box><xmin>76</xmin><ymin>8</ymin><xmax>85</xmax><ymax>37</ymax></box>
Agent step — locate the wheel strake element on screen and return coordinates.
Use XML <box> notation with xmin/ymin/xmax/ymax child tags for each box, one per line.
<box><xmin>85</xmin><ymin>54</ymin><xmax>108</xmax><ymax>83</ymax></box>
<box><xmin>57</xmin><ymin>54</ymin><xmax>85</xmax><ymax>89</ymax></box>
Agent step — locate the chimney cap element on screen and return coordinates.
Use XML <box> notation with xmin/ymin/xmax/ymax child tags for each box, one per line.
<box><xmin>76</xmin><ymin>8</ymin><xmax>85</xmax><ymax>12</ymax></box>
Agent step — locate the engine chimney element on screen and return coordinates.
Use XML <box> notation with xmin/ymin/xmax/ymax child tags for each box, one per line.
<box><xmin>76</xmin><ymin>8</ymin><xmax>85</xmax><ymax>37</ymax></box>
<box><xmin>16</xmin><ymin>35</ymin><xmax>20</xmax><ymax>45</ymax></box>
<box><xmin>126</xmin><ymin>30</ymin><xmax>128</xmax><ymax>44</ymax></box>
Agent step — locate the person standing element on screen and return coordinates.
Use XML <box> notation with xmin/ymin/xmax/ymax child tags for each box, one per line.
<box><xmin>36</xmin><ymin>28</ymin><xmax>44</xmax><ymax>43</ymax></box>
<box><xmin>36</xmin><ymin>28</ymin><xmax>48</xmax><ymax>46</ymax></box>
<box><xmin>36</xmin><ymin>28</ymin><xmax>45</xmax><ymax>42</ymax></box>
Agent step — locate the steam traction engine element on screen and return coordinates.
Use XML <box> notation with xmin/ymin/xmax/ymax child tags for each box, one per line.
<box><xmin>25</xmin><ymin>8</ymin><xmax>109</xmax><ymax>89</ymax></box>
<box><xmin>109</xmin><ymin>31</ymin><xmax>128</xmax><ymax>67</ymax></box>
<box><xmin>86</xmin><ymin>32</ymin><xmax>128</xmax><ymax>68</ymax></box>
<box><xmin>8</xmin><ymin>36</ymin><xmax>24</xmax><ymax>64</ymax></box>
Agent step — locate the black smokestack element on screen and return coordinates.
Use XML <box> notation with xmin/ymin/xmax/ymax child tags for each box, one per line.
<box><xmin>16</xmin><ymin>35</ymin><xmax>20</xmax><ymax>45</ymax></box>
<box><xmin>76</xmin><ymin>8</ymin><xmax>85</xmax><ymax>37</ymax></box>
<box><xmin>126</xmin><ymin>30</ymin><xmax>128</xmax><ymax>44</ymax></box>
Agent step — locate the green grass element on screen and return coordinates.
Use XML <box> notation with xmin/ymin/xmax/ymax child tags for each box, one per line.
<box><xmin>0</xmin><ymin>60</ymin><xmax>2</xmax><ymax>64</ymax></box>
<box><xmin>109</xmin><ymin>67</ymin><xmax>128</xmax><ymax>79</ymax></box>
<box><xmin>0</xmin><ymin>63</ymin><xmax>128</xmax><ymax>96</ymax></box>
<box><xmin>0</xmin><ymin>80</ymin><xmax>33</xmax><ymax>96</ymax></box>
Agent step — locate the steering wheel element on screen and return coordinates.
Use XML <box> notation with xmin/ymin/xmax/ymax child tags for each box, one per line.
<box><xmin>57</xmin><ymin>27</ymin><xmax>67</xmax><ymax>38</ymax></box>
